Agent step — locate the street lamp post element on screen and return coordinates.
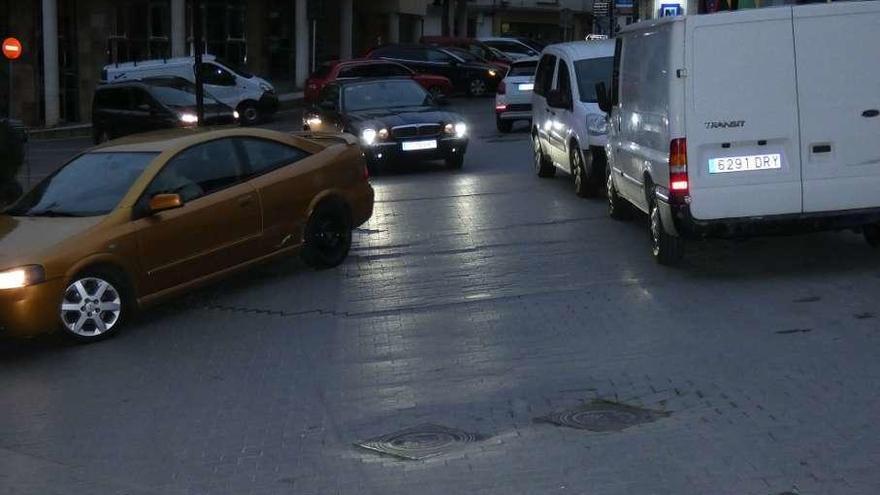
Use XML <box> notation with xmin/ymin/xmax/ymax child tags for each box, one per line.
<box><xmin>192</xmin><ymin>0</ymin><xmax>205</xmax><ymax>125</ymax></box>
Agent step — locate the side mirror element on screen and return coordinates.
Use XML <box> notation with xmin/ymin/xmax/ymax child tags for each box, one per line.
<box><xmin>137</xmin><ymin>103</ymin><xmax>152</xmax><ymax>112</ymax></box>
<box><xmin>595</xmin><ymin>82</ymin><xmax>611</xmax><ymax>114</ymax></box>
<box><xmin>547</xmin><ymin>89</ymin><xmax>569</xmax><ymax>110</ymax></box>
<box><xmin>148</xmin><ymin>193</ymin><xmax>183</xmax><ymax>214</ymax></box>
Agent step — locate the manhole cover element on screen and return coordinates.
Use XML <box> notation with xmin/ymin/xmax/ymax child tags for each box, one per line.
<box><xmin>535</xmin><ymin>400</ymin><xmax>669</xmax><ymax>432</ymax></box>
<box><xmin>355</xmin><ymin>423</ymin><xmax>484</xmax><ymax>460</ymax></box>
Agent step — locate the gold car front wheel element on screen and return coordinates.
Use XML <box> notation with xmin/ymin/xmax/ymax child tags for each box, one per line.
<box><xmin>60</xmin><ymin>273</ymin><xmax>127</xmax><ymax>341</ymax></box>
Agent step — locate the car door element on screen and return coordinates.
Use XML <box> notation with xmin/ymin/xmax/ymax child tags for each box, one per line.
<box><xmin>532</xmin><ymin>54</ymin><xmax>557</xmax><ymax>156</ymax></box>
<box><xmin>424</xmin><ymin>48</ymin><xmax>459</xmax><ymax>87</ymax></box>
<box><xmin>548</xmin><ymin>59</ymin><xmax>575</xmax><ymax>169</ymax></box>
<box><xmin>793</xmin><ymin>2</ymin><xmax>880</xmax><ymax>213</ymax></box>
<box><xmin>131</xmin><ymin>87</ymin><xmax>168</xmax><ymax>134</ymax></box>
<box><xmin>313</xmin><ymin>84</ymin><xmax>343</xmax><ymax>133</ymax></box>
<box><xmin>200</xmin><ymin>62</ymin><xmax>239</xmax><ymax>108</ymax></box>
<box><xmin>235</xmin><ymin>137</ymin><xmax>313</xmax><ymax>253</ymax></box>
<box><xmin>133</xmin><ymin>138</ymin><xmax>262</xmax><ymax>295</ymax></box>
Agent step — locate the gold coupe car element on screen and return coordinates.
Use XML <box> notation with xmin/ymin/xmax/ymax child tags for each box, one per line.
<box><xmin>0</xmin><ymin>127</ymin><xmax>373</xmax><ymax>342</ymax></box>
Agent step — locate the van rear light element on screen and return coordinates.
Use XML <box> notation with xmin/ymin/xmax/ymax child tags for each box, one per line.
<box><xmin>669</xmin><ymin>138</ymin><xmax>688</xmax><ymax>203</ymax></box>
<box><xmin>497</xmin><ymin>80</ymin><xmax>506</xmax><ymax>95</ymax></box>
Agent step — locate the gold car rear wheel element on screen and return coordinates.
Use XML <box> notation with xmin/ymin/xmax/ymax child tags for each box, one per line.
<box><xmin>60</xmin><ymin>270</ymin><xmax>129</xmax><ymax>342</ymax></box>
<box><xmin>301</xmin><ymin>203</ymin><xmax>353</xmax><ymax>270</ymax></box>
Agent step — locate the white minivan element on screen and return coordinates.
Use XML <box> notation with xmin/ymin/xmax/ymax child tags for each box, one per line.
<box><xmin>103</xmin><ymin>55</ymin><xmax>278</xmax><ymax>125</ymax></box>
<box><xmin>532</xmin><ymin>41</ymin><xmax>615</xmax><ymax>197</ymax></box>
<box><xmin>598</xmin><ymin>2</ymin><xmax>880</xmax><ymax>264</ymax></box>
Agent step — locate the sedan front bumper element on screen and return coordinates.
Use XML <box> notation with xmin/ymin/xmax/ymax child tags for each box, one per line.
<box><xmin>362</xmin><ymin>137</ymin><xmax>468</xmax><ymax>166</ymax></box>
<box><xmin>0</xmin><ymin>278</ymin><xmax>65</xmax><ymax>337</ymax></box>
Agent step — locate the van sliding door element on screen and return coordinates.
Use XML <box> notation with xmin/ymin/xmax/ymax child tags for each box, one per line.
<box><xmin>794</xmin><ymin>2</ymin><xmax>880</xmax><ymax>213</ymax></box>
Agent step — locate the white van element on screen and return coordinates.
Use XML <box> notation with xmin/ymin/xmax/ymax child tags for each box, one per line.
<box><xmin>532</xmin><ymin>41</ymin><xmax>615</xmax><ymax>197</ymax></box>
<box><xmin>598</xmin><ymin>2</ymin><xmax>880</xmax><ymax>264</ymax></box>
<box><xmin>103</xmin><ymin>55</ymin><xmax>278</xmax><ymax>125</ymax></box>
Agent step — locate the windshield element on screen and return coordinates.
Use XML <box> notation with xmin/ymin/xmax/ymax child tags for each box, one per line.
<box><xmin>214</xmin><ymin>57</ymin><xmax>254</xmax><ymax>79</ymax></box>
<box><xmin>574</xmin><ymin>56</ymin><xmax>613</xmax><ymax>103</ymax></box>
<box><xmin>6</xmin><ymin>152</ymin><xmax>157</xmax><ymax>217</ymax></box>
<box><xmin>343</xmin><ymin>80</ymin><xmax>429</xmax><ymax>111</ymax></box>
<box><xmin>444</xmin><ymin>47</ymin><xmax>482</xmax><ymax>63</ymax></box>
<box><xmin>508</xmin><ymin>61</ymin><xmax>537</xmax><ymax>77</ymax></box>
<box><xmin>145</xmin><ymin>80</ymin><xmax>221</xmax><ymax>107</ymax></box>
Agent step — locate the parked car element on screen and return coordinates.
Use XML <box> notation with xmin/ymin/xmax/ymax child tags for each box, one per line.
<box><xmin>420</xmin><ymin>36</ymin><xmax>512</xmax><ymax>71</ymax></box>
<box><xmin>92</xmin><ymin>77</ymin><xmax>238</xmax><ymax>143</ymax></box>
<box><xmin>103</xmin><ymin>55</ymin><xmax>278</xmax><ymax>125</ymax></box>
<box><xmin>532</xmin><ymin>41</ymin><xmax>614</xmax><ymax>198</ymax></box>
<box><xmin>304</xmin><ymin>59</ymin><xmax>453</xmax><ymax>102</ymax></box>
<box><xmin>303</xmin><ymin>78</ymin><xmax>468</xmax><ymax>173</ymax></box>
<box><xmin>495</xmin><ymin>57</ymin><xmax>538</xmax><ymax>132</ymax></box>
<box><xmin>365</xmin><ymin>43</ymin><xmax>501</xmax><ymax>96</ymax></box>
<box><xmin>0</xmin><ymin>128</ymin><xmax>374</xmax><ymax>341</ymax></box>
<box><xmin>597</xmin><ymin>2</ymin><xmax>880</xmax><ymax>264</ymax></box>
<box><xmin>479</xmin><ymin>37</ymin><xmax>544</xmax><ymax>60</ymax></box>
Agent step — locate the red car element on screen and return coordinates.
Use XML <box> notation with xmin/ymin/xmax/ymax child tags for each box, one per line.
<box><xmin>420</xmin><ymin>36</ymin><xmax>512</xmax><ymax>72</ymax></box>
<box><xmin>304</xmin><ymin>59</ymin><xmax>454</xmax><ymax>102</ymax></box>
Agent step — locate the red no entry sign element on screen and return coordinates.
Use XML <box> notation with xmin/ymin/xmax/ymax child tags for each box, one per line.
<box><xmin>2</xmin><ymin>37</ymin><xmax>22</xmax><ymax>60</ymax></box>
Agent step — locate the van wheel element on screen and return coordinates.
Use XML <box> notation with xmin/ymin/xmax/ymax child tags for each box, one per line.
<box><xmin>864</xmin><ymin>224</ymin><xmax>880</xmax><ymax>248</ymax></box>
<box><xmin>533</xmin><ymin>136</ymin><xmax>555</xmax><ymax>178</ymax></box>
<box><xmin>238</xmin><ymin>102</ymin><xmax>260</xmax><ymax>126</ymax></box>
<box><xmin>59</xmin><ymin>269</ymin><xmax>132</xmax><ymax>343</ymax></box>
<box><xmin>571</xmin><ymin>146</ymin><xmax>599</xmax><ymax>198</ymax></box>
<box><xmin>301</xmin><ymin>202</ymin><xmax>352</xmax><ymax>269</ymax></box>
<box><xmin>496</xmin><ymin>116</ymin><xmax>513</xmax><ymax>133</ymax></box>
<box><xmin>649</xmin><ymin>198</ymin><xmax>683</xmax><ymax>266</ymax></box>
<box><xmin>606</xmin><ymin>166</ymin><xmax>631</xmax><ymax>220</ymax></box>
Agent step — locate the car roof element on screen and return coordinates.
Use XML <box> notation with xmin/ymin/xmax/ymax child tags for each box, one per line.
<box><xmin>91</xmin><ymin>127</ymin><xmax>289</xmax><ymax>153</ymax></box>
<box><xmin>542</xmin><ymin>40</ymin><xmax>615</xmax><ymax>60</ymax></box>
<box><xmin>334</xmin><ymin>77</ymin><xmax>419</xmax><ymax>88</ymax></box>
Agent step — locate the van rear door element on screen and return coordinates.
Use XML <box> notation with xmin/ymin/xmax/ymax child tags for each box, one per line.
<box><xmin>685</xmin><ymin>8</ymin><xmax>803</xmax><ymax>220</ymax></box>
<box><xmin>794</xmin><ymin>2</ymin><xmax>880</xmax><ymax>213</ymax></box>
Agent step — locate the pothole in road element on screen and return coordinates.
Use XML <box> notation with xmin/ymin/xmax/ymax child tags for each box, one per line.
<box><xmin>534</xmin><ymin>400</ymin><xmax>670</xmax><ymax>432</ymax></box>
<box><xmin>355</xmin><ymin>423</ymin><xmax>486</xmax><ymax>460</ymax></box>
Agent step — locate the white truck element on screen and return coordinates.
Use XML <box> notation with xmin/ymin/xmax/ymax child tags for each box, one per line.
<box><xmin>103</xmin><ymin>55</ymin><xmax>278</xmax><ymax>125</ymax></box>
<box><xmin>598</xmin><ymin>2</ymin><xmax>880</xmax><ymax>264</ymax></box>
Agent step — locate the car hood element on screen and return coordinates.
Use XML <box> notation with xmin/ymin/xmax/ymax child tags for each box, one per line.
<box><xmin>0</xmin><ymin>215</ymin><xmax>103</xmax><ymax>270</ymax></box>
<box><xmin>347</xmin><ymin>106</ymin><xmax>463</xmax><ymax>130</ymax></box>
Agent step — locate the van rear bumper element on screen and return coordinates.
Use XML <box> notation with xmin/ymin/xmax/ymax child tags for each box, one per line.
<box><xmin>660</xmin><ymin>200</ymin><xmax>880</xmax><ymax>239</ymax></box>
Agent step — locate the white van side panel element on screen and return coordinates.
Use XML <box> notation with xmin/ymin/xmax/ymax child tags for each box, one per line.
<box><xmin>794</xmin><ymin>2</ymin><xmax>880</xmax><ymax>213</ymax></box>
<box><xmin>685</xmin><ymin>8</ymin><xmax>803</xmax><ymax>220</ymax></box>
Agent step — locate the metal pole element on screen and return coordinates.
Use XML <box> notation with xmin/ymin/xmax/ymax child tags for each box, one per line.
<box><xmin>7</xmin><ymin>60</ymin><xmax>12</xmax><ymax>118</ymax></box>
<box><xmin>311</xmin><ymin>19</ymin><xmax>316</xmax><ymax>73</ymax></box>
<box><xmin>192</xmin><ymin>0</ymin><xmax>205</xmax><ymax>125</ymax></box>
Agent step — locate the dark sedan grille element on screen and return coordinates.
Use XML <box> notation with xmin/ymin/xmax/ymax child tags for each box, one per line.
<box><xmin>392</xmin><ymin>124</ymin><xmax>442</xmax><ymax>139</ymax></box>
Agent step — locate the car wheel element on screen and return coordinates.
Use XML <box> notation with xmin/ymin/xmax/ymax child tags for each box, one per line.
<box><xmin>59</xmin><ymin>270</ymin><xmax>130</xmax><ymax>342</ymax></box>
<box><xmin>649</xmin><ymin>195</ymin><xmax>683</xmax><ymax>266</ymax></box>
<box><xmin>468</xmin><ymin>78</ymin><xmax>488</xmax><ymax>97</ymax></box>
<box><xmin>445</xmin><ymin>152</ymin><xmax>465</xmax><ymax>170</ymax></box>
<box><xmin>864</xmin><ymin>224</ymin><xmax>880</xmax><ymax>248</ymax></box>
<box><xmin>571</xmin><ymin>146</ymin><xmax>599</xmax><ymax>198</ymax></box>
<box><xmin>606</xmin><ymin>165</ymin><xmax>631</xmax><ymax>221</ymax></box>
<box><xmin>533</xmin><ymin>135</ymin><xmax>555</xmax><ymax>178</ymax></box>
<box><xmin>496</xmin><ymin>116</ymin><xmax>513</xmax><ymax>133</ymax></box>
<box><xmin>301</xmin><ymin>202</ymin><xmax>353</xmax><ymax>269</ymax></box>
<box><xmin>238</xmin><ymin>102</ymin><xmax>261</xmax><ymax>126</ymax></box>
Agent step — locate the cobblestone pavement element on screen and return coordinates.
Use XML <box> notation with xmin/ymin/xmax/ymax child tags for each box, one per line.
<box><xmin>2</xmin><ymin>100</ymin><xmax>879</xmax><ymax>495</ymax></box>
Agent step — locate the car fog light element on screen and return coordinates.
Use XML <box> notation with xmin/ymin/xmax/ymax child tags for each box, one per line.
<box><xmin>179</xmin><ymin>112</ymin><xmax>199</xmax><ymax>124</ymax></box>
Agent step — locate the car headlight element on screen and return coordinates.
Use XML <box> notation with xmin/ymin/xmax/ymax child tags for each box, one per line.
<box><xmin>454</xmin><ymin>122</ymin><xmax>467</xmax><ymax>138</ymax></box>
<box><xmin>488</xmin><ymin>69</ymin><xmax>498</xmax><ymax>77</ymax></box>
<box><xmin>587</xmin><ymin>114</ymin><xmax>608</xmax><ymax>135</ymax></box>
<box><xmin>259</xmin><ymin>82</ymin><xmax>273</xmax><ymax>92</ymax></box>
<box><xmin>306</xmin><ymin>115</ymin><xmax>322</xmax><ymax>126</ymax></box>
<box><xmin>377</xmin><ymin>128</ymin><xmax>389</xmax><ymax>140</ymax></box>
<box><xmin>179</xmin><ymin>112</ymin><xmax>199</xmax><ymax>124</ymax></box>
<box><xmin>0</xmin><ymin>265</ymin><xmax>46</xmax><ymax>290</ymax></box>
<box><xmin>361</xmin><ymin>128</ymin><xmax>377</xmax><ymax>145</ymax></box>
<box><xmin>233</xmin><ymin>110</ymin><xmax>240</xmax><ymax>120</ymax></box>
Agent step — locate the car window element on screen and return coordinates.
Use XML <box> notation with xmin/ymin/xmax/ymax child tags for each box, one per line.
<box><xmin>534</xmin><ymin>54</ymin><xmax>556</xmax><ymax>96</ymax></box>
<box><xmin>556</xmin><ymin>61</ymin><xmax>573</xmax><ymax>105</ymax></box>
<box><xmin>201</xmin><ymin>63</ymin><xmax>236</xmax><ymax>86</ymax></box>
<box><xmin>238</xmin><ymin>138</ymin><xmax>310</xmax><ymax>176</ymax></box>
<box><xmin>371</xmin><ymin>63</ymin><xmax>411</xmax><ymax>77</ymax></box>
<box><xmin>146</xmin><ymin>139</ymin><xmax>243</xmax><ymax>203</ymax></box>
<box><xmin>146</xmin><ymin>80</ymin><xmax>222</xmax><ymax>107</ymax></box>
<box><xmin>338</xmin><ymin>65</ymin><xmax>372</xmax><ymax>78</ymax></box>
<box><xmin>7</xmin><ymin>152</ymin><xmax>157</xmax><ymax>217</ymax></box>
<box><xmin>317</xmin><ymin>84</ymin><xmax>340</xmax><ymax>111</ymax></box>
<box><xmin>574</xmin><ymin>57</ymin><xmax>613</xmax><ymax>103</ymax></box>
<box><xmin>427</xmin><ymin>49</ymin><xmax>453</xmax><ymax>63</ymax></box>
<box><xmin>486</xmin><ymin>40</ymin><xmax>533</xmax><ymax>55</ymax></box>
<box><xmin>507</xmin><ymin>61</ymin><xmax>537</xmax><ymax>77</ymax></box>
<box><xmin>131</xmin><ymin>88</ymin><xmax>155</xmax><ymax>111</ymax></box>
<box><xmin>95</xmin><ymin>88</ymin><xmax>130</xmax><ymax>110</ymax></box>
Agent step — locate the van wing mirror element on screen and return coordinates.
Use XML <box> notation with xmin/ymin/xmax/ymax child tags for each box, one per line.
<box><xmin>595</xmin><ymin>82</ymin><xmax>611</xmax><ymax>114</ymax></box>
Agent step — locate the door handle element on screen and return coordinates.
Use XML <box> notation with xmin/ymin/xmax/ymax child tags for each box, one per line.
<box><xmin>862</xmin><ymin>109</ymin><xmax>879</xmax><ymax>118</ymax></box>
<box><xmin>812</xmin><ymin>144</ymin><xmax>832</xmax><ymax>154</ymax></box>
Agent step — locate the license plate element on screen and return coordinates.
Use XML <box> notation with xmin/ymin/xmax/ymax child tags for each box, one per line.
<box><xmin>709</xmin><ymin>153</ymin><xmax>782</xmax><ymax>174</ymax></box>
<box><xmin>401</xmin><ymin>140</ymin><xmax>438</xmax><ymax>151</ymax></box>
<box><xmin>518</xmin><ymin>83</ymin><xmax>534</xmax><ymax>91</ymax></box>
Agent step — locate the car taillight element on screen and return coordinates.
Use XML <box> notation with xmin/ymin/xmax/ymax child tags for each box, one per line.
<box><xmin>497</xmin><ymin>80</ymin><xmax>506</xmax><ymax>95</ymax></box>
<box><xmin>669</xmin><ymin>138</ymin><xmax>688</xmax><ymax>203</ymax></box>
<box><xmin>363</xmin><ymin>162</ymin><xmax>370</xmax><ymax>181</ymax></box>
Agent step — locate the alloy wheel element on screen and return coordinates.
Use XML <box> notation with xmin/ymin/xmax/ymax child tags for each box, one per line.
<box><xmin>650</xmin><ymin>206</ymin><xmax>663</xmax><ymax>257</ymax></box>
<box><xmin>572</xmin><ymin>149</ymin><xmax>583</xmax><ymax>193</ymax></box>
<box><xmin>469</xmin><ymin>79</ymin><xmax>487</xmax><ymax>97</ymax></box>
<box><xmin>61</xmin><ymin>277</ymin><xmax>122</xmax><ymax>337</ymax></box>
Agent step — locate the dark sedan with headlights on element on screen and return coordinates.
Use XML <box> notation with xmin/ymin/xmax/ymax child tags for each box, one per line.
<box><xmin>302</xmin><ymin>78</ymin><xmax>468</xmax><ymax>174</ymax></box>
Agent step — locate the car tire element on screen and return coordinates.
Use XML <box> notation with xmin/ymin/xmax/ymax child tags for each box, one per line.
<box><xmin>238</xmin><ymin>102</ymin><xmax>261</xmax><ymax>126</ymax></box>
<box><xmin>446</xmin><ymin>152</ymin><xmax>465</xmax><ymax>170</ymax></box>
<box><xmin>864</xmin><ymin>224</ymin><xmax>880</xmax><ymax>248</ymax></box>
<box><xmin>496</xmin><ymin>116</ymin><xmax>513</xmax><ymax>133</ymax></box>
<box><xmin>533</xmin><ymin>135</ymin><xmax>555</xmax><ymax>178</ymax></box>
<box><xmin>59</xmin><ymin>269</ymin><xmax>132</xmax><ymax>343</ymax></box>
<box><xmin>649</xmin><ymin>194</ymin><xmax>684</xmax><ymax>266</ymax></box>
<box><xmin>571</xmin><ymin>146</ymin><xmax>600</xmax><ymax>198</ymax></box>
<box><xmin>301</xmin><ymin>202</ymin><xmax>353</xmax><ymax>269</ymax></box>
<box><xmin>468</xmin><ymin>78</ymin><xmax>488</xmax><ymax>97</ymax></box>
<box><xmin>606</xmin><ymin>165</ymin><xmax>631</xmax><ymax>221</ymax></box>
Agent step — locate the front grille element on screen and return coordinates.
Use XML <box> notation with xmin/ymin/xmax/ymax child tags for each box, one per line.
<box><xmin>506</xmin><ymin>104</ymin><xmax>532</xmax><ymax>112</ymax></box>
<box><xmin>391</xmin><ymin>124</ymin><xmax>442</xmax><ymax>139</ymax></box>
